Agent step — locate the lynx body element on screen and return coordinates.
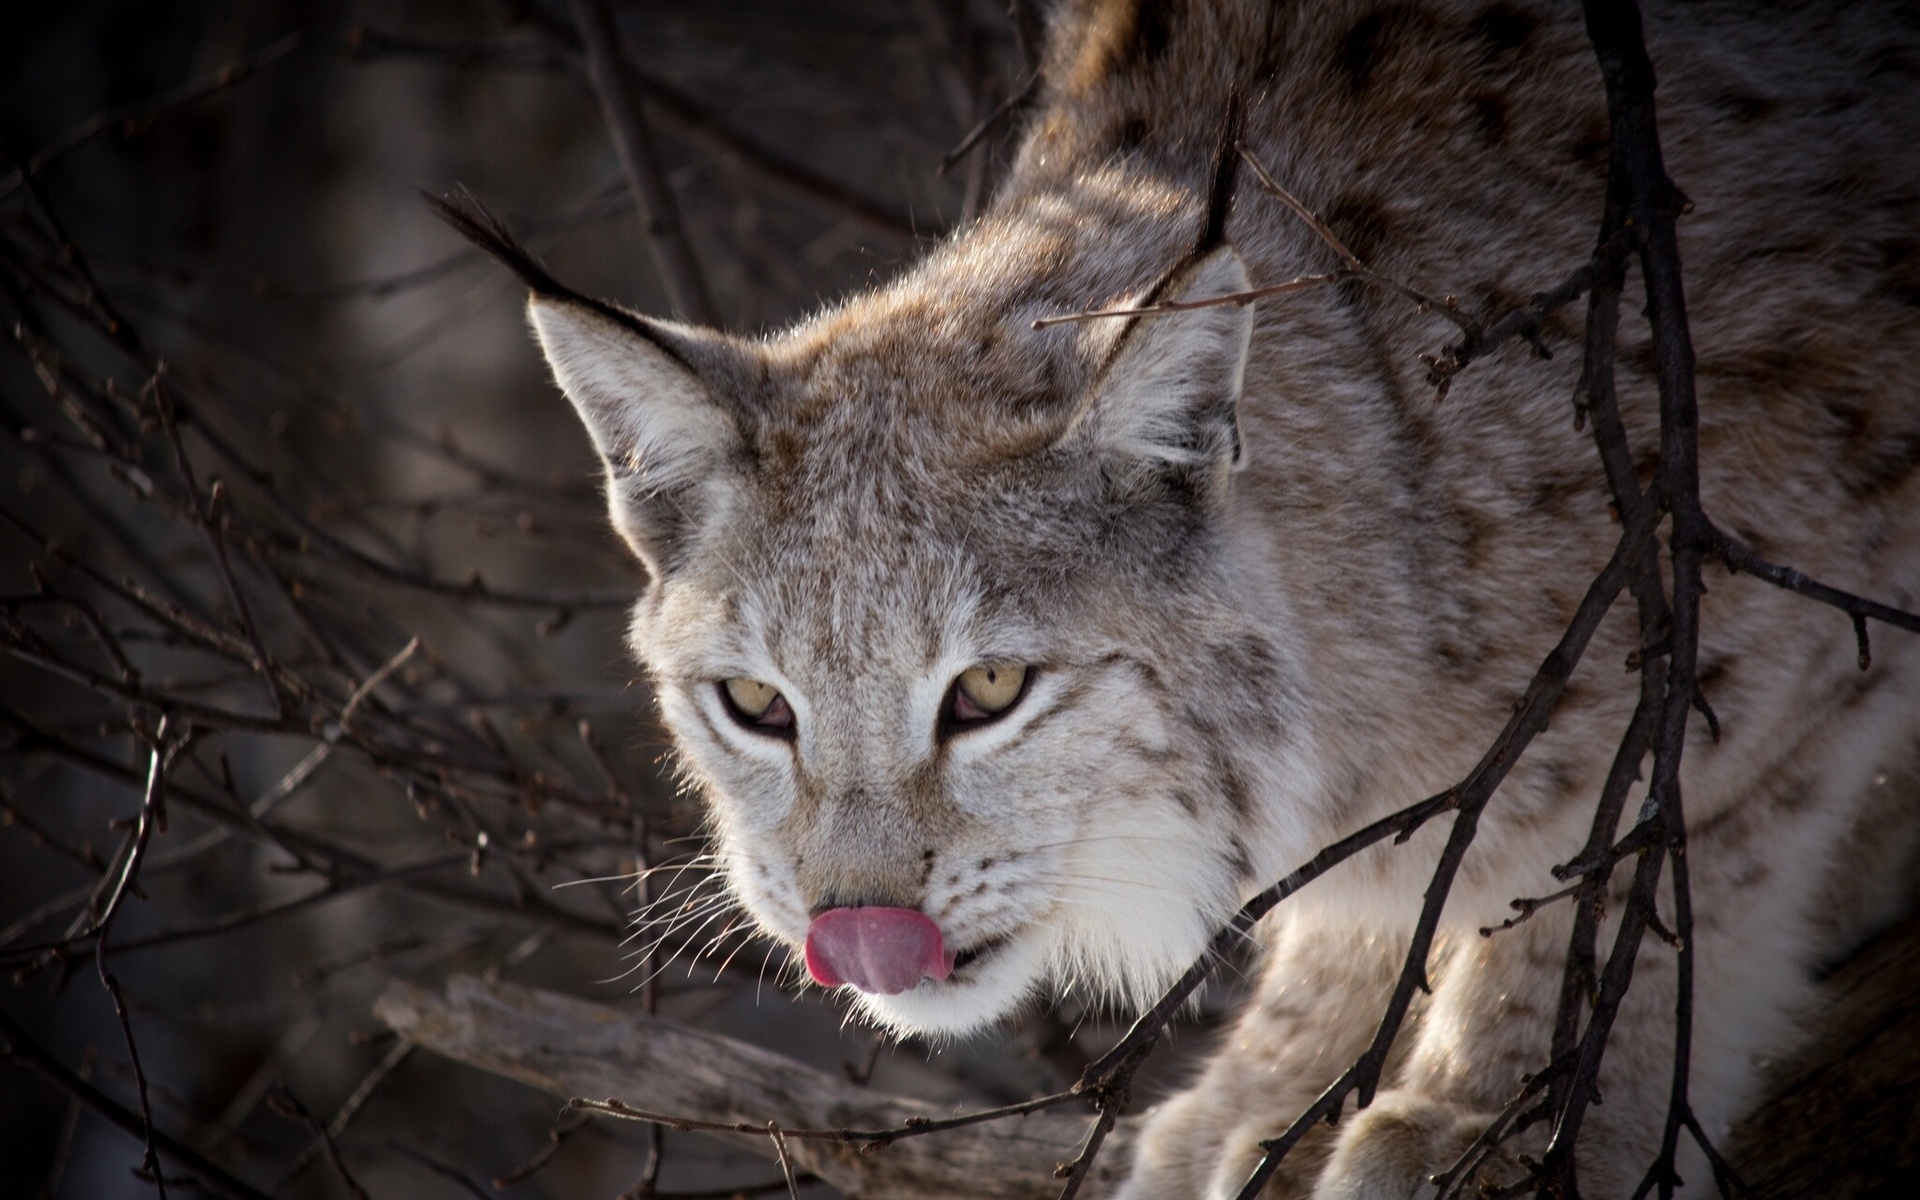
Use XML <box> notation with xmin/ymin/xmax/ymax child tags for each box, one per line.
<box><xmin>505</xmin><ymin>1</ymin><xmax>1920</xmax><ymax>1194</ymax></box>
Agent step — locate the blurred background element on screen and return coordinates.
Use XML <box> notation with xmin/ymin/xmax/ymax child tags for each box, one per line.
<box><xmin>0</xmin><ymin>3</ymin><xmax>1238</xmax><ymax>1197</ymax></box>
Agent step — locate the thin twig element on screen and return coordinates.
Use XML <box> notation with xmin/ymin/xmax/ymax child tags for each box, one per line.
<box><xmin>152</xmin><ymin>376</ymin><xmax>287</xmax><ymax>717</ymax></box>
<box><xmin>940</xmin><ymin>74</ymin><xmax>1039</xmax><ymax>174</ymax></box>
<box><xmin>0</xmin><ymin>1007</ymin><xmax>274</xmax><ymax>1200</ymax></box>
<box><xmin>1030</xmin><ymin>272</ymin><xmax>1340</xmax><ymax>329</ymax></box>
<box><xmin>493</xmin><ymin>1110</ymin><xmax>592</xmax><ymax>1188</ymax></box>
<box><xmin>270</xmin><ymin>1038</ymin><xmax>414</xmax><ymax>1191</ymax></box>
<box><xmin>1479</xmin><ymin>883</ymin><xmax>1583</xmax><ymax>938</ymax></box>
<box><xmin>1237</xmin><ymin>143</ymin><xmax>1476</xmax><ymax>335</ymax></box>
<box><xmin>767</xmin><ymin>1122</ymin><xmax>803</xmax><ymax>1200</ymax></box>
<box><xmin>1051</xmin><ymin>1107</ymin><xmax>1117</xmax><ymax>1200</ymax></box>
<box><xmin>268</xmin><ymin>1084</ymin><xmax>370</xmax><ymax>1200</ymax></box>
<box><xmin>343</xmin><ymin>26</ymin><xmax>930</xmax><ymax>237</ymax></box>
<box><xmin>38</xmin><ymin>1044</ymin><xmax>96</xmax><ymax>1200</ymax></box>
<box><xmin>94</xmin><ymin>721</ymin><xmax>180</xmax><ymax>1200</ymax></box>
<box><xmin>338</xmin><ymin>636</ymin><xmax>420</xmax><ymax>733</ymax></box>
<box><xmin>0</xmin><ymin>34</ymin><xmax>305</xmax><ymax>201</ymax></box>
<box><xmin>1430</xmin><ymin>1057</ymin><xmax>1571</xmax><ymax>1200</ymax></box>
<box><xmin>1707</xmin><ymin>525</ymin><xmax>1920</xmax><ymax>640</ymax></box>
<box><xmin>384</xmin><ymin>1142</ymin><xmax>492</xmax><ymax>1200</ymax></box>
<box><xmin>572</xmin><ymin>1088</ymin><xmax>1081</xmax><ymax>1146</ymax></box>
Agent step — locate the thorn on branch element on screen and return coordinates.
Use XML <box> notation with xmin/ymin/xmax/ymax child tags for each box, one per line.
<box><xmin>1626</xmin><ymin>633</ymin><xmax>1672</xmax><ymax>672</ymax></box>
<box><xmin>1690</xmin><ymin>687</ymin><xmax>1722</xmax><ymax>744</ymax></box>
<box><xmin>1640</xmin><ymin>902</ymin><xmax>1681</xmax><ymax>950</ymax></box>
<box><xmin>1480</xmin><ymin>884</ymin><xmax>1582</xmax><ymax>937</ymax></box>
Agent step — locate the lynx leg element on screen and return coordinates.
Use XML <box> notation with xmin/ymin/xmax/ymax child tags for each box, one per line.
<box><xmin>1313</xmin><ymin>906</ymin><xmax>1597</xmax><ymax>1198</ymax></box>
<box><xmin>1313</xmin><ymin>777</ymin><xmax>1878</xmax><ymax>1200</ymax></box>
<box><xmin>1309</xmin><ymin>887</ymin><xmax>1836</xmax><ymax>1200</ymax></box>
<box><xmin>1116</xmin><ymin>917</ymin><xmax>1412</xmax><ymax>1200</ymax></box>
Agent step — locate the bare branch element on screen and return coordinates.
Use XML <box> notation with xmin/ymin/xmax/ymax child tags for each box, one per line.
<box><xmin>93</xmin><ymin>721</ymin><xmax>183</xmax><ymax>1199</ymax></box>
<box><xmin>346</xmin><ymin>25</ymin><xmax>932</xmax><ymax>238</ymax></box>
<box><xmin>267</xmin><ymin>1084</ymin><xmax>370</xmax><ymax>1200</ymax></box>
<box><xmin>569</xmin><ymin>0</ymin><xmax>719</xmax><ymax>324</ymax></box>
<box><xmin>0</xmin><ymin>34</ymin><xmax>304</xmax><ymax>201</ymax></box>
<box><xmin>0</xmin><ymin>1007</ymin><xmax>275</xmax><ymax>1200</ymax></box>
<box><xmin>941</xmin><ymin>75</ymin><xmax>1039</xmax><ymax>175</ymax></box>
<box><xmin>1029</xmin><ymin>272</ymin><xmax>1340</xmax><ymax>329</ymax></box>
<box><xmin>1707</xmin><ymin>525</ymin><xmax>1920</xmax><ymax>641</ymax></box>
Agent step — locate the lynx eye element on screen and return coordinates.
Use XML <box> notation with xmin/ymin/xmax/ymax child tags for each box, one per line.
<box><xmin>719</xmin><ymin>678</ymin><xmax>794</xmax><ymax>737</ymax></box>
<box><xmin>947</xmin><ymin>664</ymin><xmax>1030</xmax><ymax>729</ymax></box>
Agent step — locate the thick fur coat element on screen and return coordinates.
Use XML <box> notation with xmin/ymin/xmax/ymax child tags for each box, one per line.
<box><xmin>511</xmin><ymin>1</ymin><xmax>1920</xmax><ymax>1195</ymax></box>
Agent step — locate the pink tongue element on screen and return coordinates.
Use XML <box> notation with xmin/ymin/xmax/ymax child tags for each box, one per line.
<box><xmin>804</xmin><ymin>907</ymin><xmax>954</xmax><ymax>995</ymax></box>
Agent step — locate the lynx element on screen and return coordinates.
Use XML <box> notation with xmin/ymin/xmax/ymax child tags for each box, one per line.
<box><xmin>445</xmin><ymin>0</ymin><xmax>1920</xmax><ymax>1195</ymax></box>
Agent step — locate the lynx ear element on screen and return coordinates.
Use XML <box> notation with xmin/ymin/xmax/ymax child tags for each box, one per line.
<box><xmin>1071</xmin><ymin>244</ymin><xmax>1254</xmax><ymax>483</ymax></box>
<box><xmin>420</xmin><ymin>190</ymin><xmax>744</xmax><ymax>579</ymax></box>
<box><xmin>529</xmin><ymin>296</ymin><xmax>741</xmax><ymax>579</ymax></box>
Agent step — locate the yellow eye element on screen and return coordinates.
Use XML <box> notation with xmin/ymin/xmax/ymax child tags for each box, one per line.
<box><xmin>723</xmin><ymin>678</ymin><xmax>778</xmax><ymax>717</ymax></box>
<box><xmin>720</xmin><ymin>679</ymin><xmax>792</xmax><ymax>734</ymax></box>
<box><xmin>953</xmin><ymin>664</ymin><xmax>1028</xmax><ymax>721</ymax></box>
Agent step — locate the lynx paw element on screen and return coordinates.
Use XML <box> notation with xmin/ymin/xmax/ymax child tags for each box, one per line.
<box><xmin>1314</xmin><ymin>1092</ymin><xmax>1519</xmax><ymax>1200</ymax></box>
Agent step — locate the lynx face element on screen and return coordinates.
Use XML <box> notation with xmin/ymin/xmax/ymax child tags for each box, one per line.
<box><xmin>533</xmin><ymin>244</ymin><xmax>1315</xmax><ymax>1034</ymax></box>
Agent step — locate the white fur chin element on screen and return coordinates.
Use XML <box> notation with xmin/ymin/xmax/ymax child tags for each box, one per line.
<box><xmin>842</xmin><ymin>872</ymin><xmax>1229</xmax><ymax>1038</ymax></box>
<box><xmin>848</xmin><ymin>927</ymin><xmax>1054</xmax><ymax>1036</ymax></box>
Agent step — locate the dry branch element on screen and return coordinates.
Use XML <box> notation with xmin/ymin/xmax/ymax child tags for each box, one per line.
<box><xmin>375</xmin><ymin>975</ymin><xmax>1130</xmax><ymax>1200</ymax></box>
<box><xmin>570</xmin><ymin>0</ymin><xmax>719</xmax><ymax>324</ymax></box>
<box><xmin>0</xmin><ymin>33</ymin><xmax>305</xmax><ymax>201</ymax></box>
<box><xmin>343</xmin><ymin>26</ymin><xmax>931</xmax><ymax>239</ymax></box>
<box><xmin>0</xmin><ymin>1006</ymin><xmax>274</xmax><ymax>1200</ymax></box>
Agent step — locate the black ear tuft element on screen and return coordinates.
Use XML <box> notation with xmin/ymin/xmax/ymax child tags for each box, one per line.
<box><xmin>421</xmin><ymin>187</ymin><xmax>565</xmax><ymax>295</ymax></box>
<box><xmin>422</xmin><ymin>186</ymin><xmax>668</xmax><ymax>345</ymax></box>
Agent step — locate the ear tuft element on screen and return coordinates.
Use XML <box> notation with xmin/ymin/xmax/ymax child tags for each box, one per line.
<box><xmin>1072</xmin><ymin>244</ymin><xmax>1255</xmax><ymax>479</ymax></box>
<box><xmin>423</xmin><ymin>187</ymin><xmax>566</xmax><ymax>298</ymax></box>
<box><xmin>425</xmin><ymin>187</ymin><xmax>672</xmax><ymax>349</ymax></box>
<box><xmin>428</xmin><ymin>187</ymin><xmax>746</xmax><ymax>580</ymax></box>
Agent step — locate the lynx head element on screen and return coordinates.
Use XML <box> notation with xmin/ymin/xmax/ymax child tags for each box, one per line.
<box><xmin>448</xmin><ymin>193</ymin><xmax>1309</xmax><ymax>1035</ymax></box>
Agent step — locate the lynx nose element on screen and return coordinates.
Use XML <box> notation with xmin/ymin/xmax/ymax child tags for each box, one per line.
<box><xmin>804</xmin><ymin>907</ymin><xmax>955</xmax><ymax>994</ymax></box>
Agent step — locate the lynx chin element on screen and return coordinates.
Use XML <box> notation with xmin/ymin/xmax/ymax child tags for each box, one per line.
<box><xmin>450</xmin><ymin>0</ymin><xmax>1920</xmax><ymax>1195</ymax></box>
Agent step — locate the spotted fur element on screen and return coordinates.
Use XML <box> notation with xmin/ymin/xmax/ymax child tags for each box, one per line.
<box><xmin>513</xmin><ymin>1</ymin><xmax>1920</xmax><ymax>1195</ymax></box>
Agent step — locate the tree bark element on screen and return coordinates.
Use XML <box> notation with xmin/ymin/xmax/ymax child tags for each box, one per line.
<box><xmin>375</xmin><ymin>976</ymin><xmax>1132</xmax><ymax>1200</ymax></box>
